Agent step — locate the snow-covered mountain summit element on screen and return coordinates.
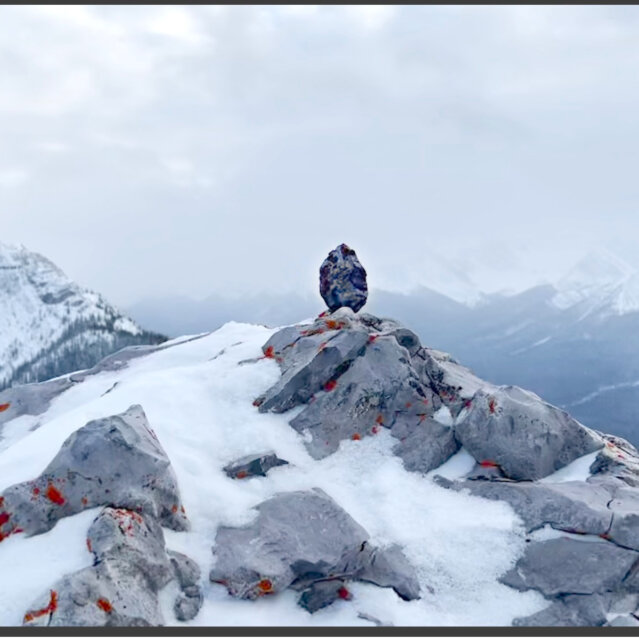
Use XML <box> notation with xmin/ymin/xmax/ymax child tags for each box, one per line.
<box><xmin>0</xmin><ymin>242</ymin><xmax>165</xmax><ymax>389</ymax></box>
<box><xmin>551</xmin><ymin>248</ymin><xmax>639</xmax><ymax>317</ymax></box>
<box><xmin>1</xmin><ymin>305</ymin><xmax>639</xmax><ymax>627</ymax></box>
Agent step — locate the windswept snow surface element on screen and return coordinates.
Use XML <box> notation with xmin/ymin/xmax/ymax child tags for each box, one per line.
<box><xmin>0</xmin><ymin>322</ymin><xmax>546</xmax><ymax>626</ymax></box>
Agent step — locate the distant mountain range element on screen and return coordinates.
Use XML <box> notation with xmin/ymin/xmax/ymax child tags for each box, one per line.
<box><xmin>126</xmin><ymin>249</ymin><xmax>639</xmax><ymax>446</ymax></box>
<box><xmin>0</xmin><ymin>243</ymin><xmax>165</xmax><ymax>389</ymax></box>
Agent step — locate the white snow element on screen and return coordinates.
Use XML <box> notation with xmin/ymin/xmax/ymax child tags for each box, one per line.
<box><xmin>538</xmin><ymin>451</ymin><xmax>600</xmax><ymax>484</ymax></box>
<box><xmin>0</xmin><ymin>321</ymin><xmax>547</xmax><ymax>626</ymax></box>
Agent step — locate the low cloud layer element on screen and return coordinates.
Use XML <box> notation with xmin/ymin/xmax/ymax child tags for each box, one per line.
<box><xmin>2</xmin><ymin>6</ymin><xmax>639</xmax><ymax>304</ymax></box>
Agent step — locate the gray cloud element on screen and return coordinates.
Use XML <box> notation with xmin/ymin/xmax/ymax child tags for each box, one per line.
<box><xmin>1</xmin><ymin>5</ymin><xmax>639</xmax><ymax>304</ymax></box>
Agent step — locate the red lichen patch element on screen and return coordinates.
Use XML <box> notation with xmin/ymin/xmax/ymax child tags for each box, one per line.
<box><xmin>24</xmin><ymin>590</ymin><xmax>58</xmax><ymax>623</ymax></box>
<box><xmin>171</xmin><ymin>504</ymin><xmax>178</xmax><ymax>514</ymax></box>
<box><xmin>0</xmin><ymin>497</ymin><xmax>4</xmax><ymax>507</ymax></box>
<box><xmin>479</xmin><ymin>460</ymin><xmax>499</xmax><ymax>468</ymax></box>
<box><xmin>371</xmin><ymin>426</ymin><xmax>380</xmax><ymax>435</ymax></box>
<box><xmin>32</xmin><ymin>486</ymin><xmax>41</xmax><ymax>496</ymax></box>
<box><xmin>405</xmin><ymin>402</ymin><xmax>413</xmax><ymax>409</ymax></box>
<box><xmin>300</xmin><ymin>327</ymin><xmax>325</xmax><ymax>337</ymax></box>
<box><xmin>252</xmin><ymin>398</ymin><xmax>264</xmax><ymax>408</ymax></box>
<box><xmin>81</xmin><ymin>497</ymin><xmax>88</xmax><ymax>506</ymax></box>
<box><xmin>235</xmin><ymin>471</ymin><xmax>248</xmax><ymax>479</ymax></box>
<box><xmin>464</xmin><ymin>400</ymin><xmax>472</xmax><ymax>409</ymax></box>
<box><xmin>96</xmin><ymin>598</ymin><xmax>113</xmax><ymax>614</ymax></box>
<box><xmin>317</xmin><ymin>342</ymin><xmax>328</xmax><ymax>352</ymax></box>
<box><xmin>0</xmin><ymin>403</ymin><xmax>10</xmax><ymax>412</ymax></box>
<box><xmin>324</xmin><ymin>379</ymin><xmax>337</xmax><ymax>392</ymax></box>
<box><xmin>351</xmin><ymin>433</ymin><xmax>362</xmax><ymax>441</ymax></box>
<box><xmin>488</xmin><ymin>398</ymin><xmax>496</xmax><ymax>414</ymax></box>
<box><xmin>45</xmin><ymin>483</ymin><xmax>65</xmax><ymax>506</ymax></box>
<box><xmin>263</xmin><ymin>346</ymin><xmax>275</xmax><ymax>359</ymax></box>
<box><xmin>86</xmin><ymin>538</ymin><xmax>93</xmax><ymax>553</ymax></box>
<box><xmin>367</xmin><ymin>334</ymin><xmax>378</xmax><ymax>343</ymax></box>
<box><xmin>421</xmin><ymin>399</ymin><xmax>429</xmax><ymax>405</ymax></box>
<box><xmin>112</xmin><ymin>509</ymin><xmax>143</xmax><ymax>536</ymax></box>
<box><xmin>337</xmin><ymin>586</ymin><xmax>351</xmax><ymax>600</ymax></box>
<box><xmin>318</xmin><ymin>311</ymin><xmax>328</xmax><ymax>318</ymax></box>
<box><xmin>0</xmin><ymin>512</ymin><xmax>10</xmax><ymax>527</ymax></box>
<box><xmin>257</xmin><ymin>579</ymin><xmax>273</xmax><ymax>593</ymax></box>
<box><xmin>599</xmin><ymin>532</ymin><xmax>613</xmax><ymax>541</ymax></box>
<box><xmin>324</xmin><ymin>319</ymin><xmax>346</xmax><ymax>331</ymax></box>
<box><xmin>418</xmin><ymin>414</ymin><xmax>427</xmax><ymax>423</ymax></box>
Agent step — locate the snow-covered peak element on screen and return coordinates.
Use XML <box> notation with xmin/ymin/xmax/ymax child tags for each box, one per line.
<box><xmin>551</xmin><ymin>248</ymin><xmax>639</xmax><ymax>316</ymax></box>
<box><xmin>0</xmin><ymin>242</ymin><xmax>158</xmax><ymax>388</ymax></box>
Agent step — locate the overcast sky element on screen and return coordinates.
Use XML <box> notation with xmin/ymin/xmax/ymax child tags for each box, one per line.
<box><xmin>2</xmin><ymin>5</ymin><xmax>639</xmax><ymax>305</ymax></box>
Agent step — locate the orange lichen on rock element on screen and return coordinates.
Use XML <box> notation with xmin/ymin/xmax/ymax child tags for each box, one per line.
<box><xmin>86</xmin><ymin>538</ymin><xmax>92</xmax><ymax>553</ymax></box>
<box><xmin>0</xmin><ymin>403</ymin><xmax>10</xmax><ymax>412</ymax></box>
<box><xmin>235</xmin><ymin>471</ymin><xmax>248</xmax><ymax>479</ymax></box>
<box><xmin>351</xmin><ymin>433</ymin><xmax>361</xmax><ymax>441</ymax></box>
<box><xmin>45</xmin><ymin>483</ymin><xmax>65</xmax><ymax>506</ymax></box>
<box><xmin>112</xmin><ymin>509</ymin><xmax>143</xmax><ymax>536</ymax></box>
<box><xmin>96</xmin><ymin>598</ymin><xmax>113</xmax><ymax>613</ymax></box>
<box><xmin>479</xmin><ymin>460</ymin><xmax>499</xmax><ymax>468</ymax></box>
<box><xmin>337</xmin><ymin>586</ymin><xmax>351</xmax><ymax>600</ymax></box>
<box><xmin>24</xmin><ymin>590</ymin><xmax>58</xmax><ymax>623</ymax></box>
<box><xmin>258</xmin><ymin>579</ymin><xmax>273</xmax><ymax>593</ymax></box>
<box><xmin>324</xmin><ymin>379</ymin><xmax>337</xmax><ymax>392</ymax></box>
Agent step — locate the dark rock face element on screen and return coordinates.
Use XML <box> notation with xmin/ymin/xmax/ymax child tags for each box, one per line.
<box><xmin>223</xmin><ymin>452</ymin><xmax>288</xmax><ymax>480</ymax></box>
<box><xmin>209</xmin><ymin>488</ymin><xmax>419</xmax><ymax>611</ymax></box>
<box><xmin>23</xmin><ymin>508</ymin><xmax>202</xmax><ymax>626</ymax></box>
<box><xmin>0</xmin><ymin>405</ymin><xmax>188</xmax><ymax>542</ymax></box>
<box><xmin>455</xmin><ymin>386</ymin><xmax>602</xmax><ymax>481</ymax></box>
<box><xmin>319</xmin><ymin>244</ymin><xmax>368</xmax><ymax>313</ymax></box>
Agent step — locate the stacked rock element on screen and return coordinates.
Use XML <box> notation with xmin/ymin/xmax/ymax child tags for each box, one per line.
<box><xmin>319</xmin><ymin>244</ymin><xmax>368</xmax><ymax>313</ymax></box>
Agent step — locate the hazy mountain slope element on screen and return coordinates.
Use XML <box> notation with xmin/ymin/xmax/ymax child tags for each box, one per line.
<box><xmin>0</xmin><ymin>242</ymin><xmax>165</xmax><ymax>389</ymax></box>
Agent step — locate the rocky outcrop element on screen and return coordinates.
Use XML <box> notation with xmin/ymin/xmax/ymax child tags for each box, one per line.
<box><xmin>0</xmin><ymin>405</ymin><xmax>188</xmax><ymax>541</ymax></box>
<box><xmin>209</xmin><ymin>488</ymin><xmax>419</xmax><ymax>610</ymax></box>
<box><xmin>23</xmin><ymin>507</ymin><xmax>202</xmax><ymax>626</ymax></box>
<box><xmin>255</xmin><ymin>310</ymin><xmax>602</xmax><ymax>481</ymax></box>
<box><xmin>319</xmin><ymin>244</ymin><xmax>368</xmax><ymax>313</ymax></box>
<box><xmin>455</xmin><ymin>386</ymin><xmax>602</xmax><ymax>481</ymax></box>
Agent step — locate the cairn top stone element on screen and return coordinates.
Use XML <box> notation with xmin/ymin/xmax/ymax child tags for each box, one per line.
<box><xmin>319</xmin><ymin>244</ymin><xmax>368</xmax><ymax>313</ymax></box>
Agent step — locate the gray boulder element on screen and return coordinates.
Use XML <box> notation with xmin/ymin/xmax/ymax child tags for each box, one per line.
<box><xmin>290</xmin><ymin>335</ymin><xmax>439</xmax><ymax>459</ymax></box>
<box><xmin>256</xmin><ymin>319</ymin><xmax>370</xmax><ymax>414</ymax></box>
<box><xmin>223</xmin><ymin>452</ymin><xmax>288</xmax><ymax>480</ymax></box>
<box><xmin>0</xmin><ymin>405</ymin><xmax>188</xmax><ymax>541</ymax></box>
<box><xmin>392</xmin><ymin>417</ymin><xmax>459</xmax><ymax>475</ymax></box>
<box><xmin>452</xmin><ymin>480</ymin><xmax>613</xmax><ymax>535</ymax></box>
<box><xmin>501</xmin><ymin>537</ymin><xmax>639</xmax><ymax>597</ymax></box>
<box><xmin>455</xmin><ymin>386</ymin><xmax>602</xmax><ymax>481</ymax></box>
<box><xmin>513</xmin><ymin>594</ymin><xmax>608</xmax><ymax>627</ymax></box>
<box><xmin>209</xmin><ymin>488</ymin><xmax>419</xmax><ymax>610</ymax></box>
<box><xmin>24</xmin><ymin>507</ymin><xmax>201</xmax><ymax>626</ymax></box>
<box><xmin>0</xmin><ymin>377</ymin><xmax>73</xmax><ymax>431</ymax></box>
<box><xmin>319</xmin><ymin>244</ymin><xmax>368</xmax><ymax>313</ymax></box>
